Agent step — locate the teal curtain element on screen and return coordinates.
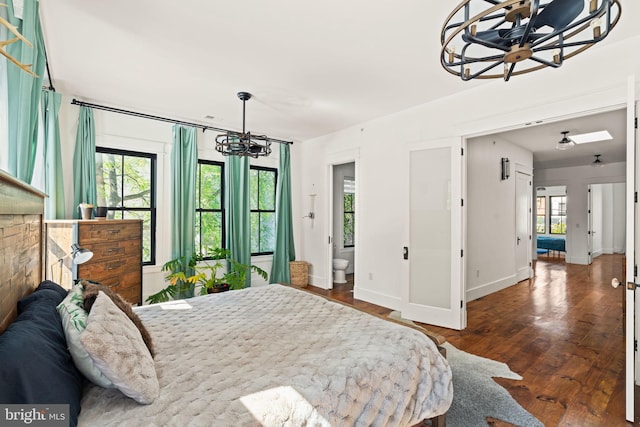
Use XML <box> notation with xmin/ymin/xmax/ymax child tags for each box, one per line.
<box><xmin>270</xmin><ymin>144</ymin><xmax>296</xmax><ymax>283</ymax></box>
<box><xmin>225</xmin><ymin>155</ymin><xmax>251</xmax><ymax>287</ymax></box>
<box><xmin>6</xmin><ymin>0</ymin><xmax>46</xmax><ymax>183</ymax></box>
<box><xmin>170</xmin><ymin>125</ymin><xmax>197</xmax><ymax>261</ymax></box>
<box><xmin>72</xmin><ymin>106</ymin><xmax>97</xmax><ymax>218</ymax></box>
<box><xmin>41</xmin><ymin>89</ymin><xmax>65</xmax><ymax>219</ymax></box>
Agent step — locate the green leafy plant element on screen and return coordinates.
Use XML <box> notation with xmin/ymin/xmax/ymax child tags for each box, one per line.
<box><xmin>145</xmin><ymin>248</ymin><xmax>268</xmax><ymax>304</ymax></box>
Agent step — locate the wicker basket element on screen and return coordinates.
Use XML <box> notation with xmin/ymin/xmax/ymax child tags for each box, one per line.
<box><xmin>289</xmin><ymin>261</ymin><xmax>309</xmax><ymax>287</ymax></box>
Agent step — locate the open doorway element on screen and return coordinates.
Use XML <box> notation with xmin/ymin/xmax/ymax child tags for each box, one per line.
<box><xmin>535</xmin><ymin>186</ymin><xmax>567</xmax><ymax>261</ymax></box>
<box><xmin>332</xmin><ymin>162</ymin><xmax>355</xmax><ymax>289</ymax></box>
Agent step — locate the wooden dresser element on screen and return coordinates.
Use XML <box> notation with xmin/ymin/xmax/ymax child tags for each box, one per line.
<box><xmin>45</xmin><ymin>219</ymin><xmax>142</xmax><ymax>305</ymax></box>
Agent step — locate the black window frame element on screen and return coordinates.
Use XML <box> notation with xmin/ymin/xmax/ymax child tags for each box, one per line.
<box><xmin>343</xmin><ymin>178</ymin><xmax>355</xmax><ymax>248</ymax></box>
<box><xmin>536</xmin><ymin>195</ymin><xmax>546</xmax><ymax>234</ymax></box>
<box><xmin>196</xmin><ymin>159</ymin><xmax>225</xmax><ymax>260</ymax></box>
<box><xmin>250</xmin><ymin>165</ymin><xmax>278</xmax><ymax>256</ymax></box>
<box><xmin>95</xmin><ymin>146</ymin><xmax>157</xmax><ymax>266</ymax></box>
<box><xmin>549</xmin><ymin>195</ymin><xmax>567</xmax><ymax>235</ymax></box>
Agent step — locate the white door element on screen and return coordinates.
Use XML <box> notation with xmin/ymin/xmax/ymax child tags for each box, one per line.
<box><xmin>515</xmin><ymin>171</ymin><xmax>532</xmax><ymax>282</ymax></box>
<box><xmin>587</xmin><ymin>185</ymin><xmax>593</xmax><ymax>265</ymax></box>
<box><xmin>402</xmin><ymin>138</ymin><xmax>465</xmax><ymax>330</ymax></box>
<box><xmin>626</xmin><ymin>89</ymin><xmax>637</xmax><ymax>422</ymax></box>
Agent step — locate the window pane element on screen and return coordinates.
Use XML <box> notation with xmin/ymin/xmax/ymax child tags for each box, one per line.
<box><xmin>344</xmin><ymin>213</ymin><xmax>354</xmax><ymax>246</ymax></box>
<box><xmin>250</xmin><ymin>169</ymin><xmax>259</xmax><ymax>210</ymax></box>
<box><xmin>199</xmin><ymin>163</ymin><xmax>222</xmax><ymax>210</ymax></box>
<box><xmin>549</xmin><ymin>195</ymin><xmax>567</xmax><ymax>235</ymax></box>
<box><xmin>197</xmin><ymin>211</ymin><xmax>223</xmax><ymax>256</ymax></box>
<box><xmin>536</xmin><ymin>216</ymin><xmax>545</xmax><ymax>234</ymax></box>
<box><xmin>250</xmin><ymin>212</ymin><xmax>260</xmax><ymax>253</ymax></box>
<box><xmin>123</xmin><ymin>156</ymin><xmax>151</xmax><ymax>208</ymax></box>
<box><xmin>259</xmin><ymin>212</ymin><xmax>275</xmax><ymax>253</ymax></box>
<box><xmin>123</xmin><ymin>210</ymin><xmax>152</xmax><ymax>262</ymax></box>
<box><xmin>259</xmin><ymin>170</ymin><xmax>276</xmax><ymax>211</ymax></box>
<box><xmin>96</xmin><ymin>152</ymin><xmax>122</xmax><ymax>207</ymax></box>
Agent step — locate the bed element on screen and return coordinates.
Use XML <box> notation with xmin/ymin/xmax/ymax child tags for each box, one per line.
<box><xmin>536</xmin><ymin>236</ymin><xmax>566</xmax><ymax>255</ymax></box>
<box><xmin>0</xmin><ymin>170</ymin><xmax>453</xmax><ymax>427</ymax></box>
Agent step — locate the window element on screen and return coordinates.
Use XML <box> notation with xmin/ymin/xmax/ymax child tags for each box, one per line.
<box><xmin>250</xmin><ymin>166</ymin><xmax>277</xmax><ymax>255</ymax></box>
<box><xmin>343</xmin><ymin>177</ymin><xmax>355</xmax><ymax>247</ymax></box>
<box><xmin>549</xmin><ymin>195</ymin><xmax>567</xmax><ymax>234</ymax></box>
<box><xmin>95</xmin><ymin>147</ymin><xmax>156</xmax><ymax>265</ymax></box>
<box><xmin>536</xmin><ymin>196</ymin><xmax>546</xmax><ymax>234</ymax></box>
<box><xmin>196</xmin><ymin>160</ymin><xmax>224</xmax><ymax>258</ymax></box>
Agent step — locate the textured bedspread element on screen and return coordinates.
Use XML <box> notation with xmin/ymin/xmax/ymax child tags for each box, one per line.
<box><xmin>78</xmin><ymin>285</ymin><xmax>452</xmax><ymax>426</ymax></box>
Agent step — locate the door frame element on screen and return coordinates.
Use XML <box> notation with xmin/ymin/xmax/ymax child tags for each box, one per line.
<box><xmin>515</xmin><ymin>167</ymin><xmax>533</xmax><ymax>282</ymax></box>
<box><xmin>325</xmin><ymin>149</ymin><xmax>360</xmax><ymax>290</ymax></box>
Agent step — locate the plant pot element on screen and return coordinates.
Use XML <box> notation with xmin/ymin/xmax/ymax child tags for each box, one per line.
<box><xmin>207</xmin><ymin>284</ymin><xmax>230</xmax><ymax>293</ymax></box>
<box><xmin>175</xmin><ymin>282</ymin><xmax>195</xmax><ymax>299</ymax></box>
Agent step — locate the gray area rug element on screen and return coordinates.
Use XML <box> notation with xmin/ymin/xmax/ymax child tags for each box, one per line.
<box><xmin>443</xmin><ymin>342</ymin><xmax>543</xmax><ymax>427</ymax></box>
<box><xmin>388</xmin><ymin>312</ymin><xmax>542</xmax><ymax>426</ymax></box>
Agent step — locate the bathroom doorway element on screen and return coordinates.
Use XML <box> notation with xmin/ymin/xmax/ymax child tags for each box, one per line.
<box><xmin>332</xmin><ymin>162</ymin><xmax>355</xmax><ymax>289</ymax></box>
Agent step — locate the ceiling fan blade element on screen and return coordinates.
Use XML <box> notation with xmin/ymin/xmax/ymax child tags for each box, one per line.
<box><xmin>463</xmin><ymin>29</ymin><xmax>512</xmax><ymax>48</ymax></box>
<box><xmin>533</xmin><ymin>0</ymin><xmax>584</xmax><ymax>30</ymax></box>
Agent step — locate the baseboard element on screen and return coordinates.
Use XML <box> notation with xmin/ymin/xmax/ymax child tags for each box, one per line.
<box><xmin>466</xmin><ymin>275</ymin><xmax>517</xmax><ymax>302</ymax></box>
<box><xmin>354</xmin><ymin>287</ymin><xmax>401</xmax><ymax>312</ymax></box>
<box><xmin>567</xmin><ymin>255</ymin><xmax>589</xmax><ymax>265</ymax></box>
<box><xmin>308</xmin><ymin>274</ymin><xmax>331</xmax><ymax>290</ymax></box>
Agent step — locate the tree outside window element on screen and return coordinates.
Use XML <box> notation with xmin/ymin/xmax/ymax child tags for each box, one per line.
<box><xmin>95</xmin><ymin>147</ymin><xmax>156</xmax><ymax>265</ymax></box>
<box><xmin>250</xmin><ymin>166</ymin><xmax>277</xmax><ymax>255</ymax></box>
<box><xmin>196</xmin><ymin>160</ymin><xmax>224</xmax><ymax>258</ymax></box>
<box><xmin>549</xmin><ymin>195</ymin><xmax>567</xmax><ymax>234</ymax></box>
<box><xmin>343</xmin><ymin>177</ymin><xmax>355</xmax><ymax>247</ymax></box>
<box><xmin>536</xmin><ymin>196</ymin><xmax>546</xmax><ymax>234</ymax></box>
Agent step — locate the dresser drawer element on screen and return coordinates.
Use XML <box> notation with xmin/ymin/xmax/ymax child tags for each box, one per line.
<box><xmin>78</xmin><ymin>221</ymin><xmax>141</xmax><ymax>244</ymax></box>
<box><xmin>82</xmin><ymin>271</ymin><xmax>141</xmax><ymax>305</ymax></box>
<box><xmin>88</xmin><ymin>239</ymin><xmax>141</xmax><ymax>261</ymax></box>
<box><xmin>79</xmin><ymin>256</ymin><xmax>140</xmax><ymax>279</ymax></box>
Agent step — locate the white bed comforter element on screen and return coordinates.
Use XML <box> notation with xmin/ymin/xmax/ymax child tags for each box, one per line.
<box><xmin>79</xmin><ymin>285</ymin><xmax>452</xmax><ymax>426</ymax></box>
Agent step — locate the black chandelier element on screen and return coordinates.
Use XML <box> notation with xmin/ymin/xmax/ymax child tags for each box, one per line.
<box><xmin>215</xmin><ymin>92</ymin><xmax>273</xmax><ymax>158</ymax></box>
<box><xmin>440</xmin><ymin>0</ymin><xmax>621</xmax><ymax>81</ymax></box>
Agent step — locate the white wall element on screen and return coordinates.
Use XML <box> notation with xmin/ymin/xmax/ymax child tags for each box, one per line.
<box><xmin>56</xmin><ymin>96</ymin><xmax>277</xmax><ymax>302</ymax></box>
<box><xmin>297</xmin><ymin>36</ymin><xmax>640</xmax><ymax>311</ymax></box>
<box><xmin>465</xmin><ymin>136</ymin><xmax>533</xmax><ymax>301</ymax></box>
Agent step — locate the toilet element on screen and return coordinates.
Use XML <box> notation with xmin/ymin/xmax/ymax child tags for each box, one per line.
<box><xmin>332</xmin><ymin>258</ymin><xmax>350</xmax><ymax>284</ymax></box>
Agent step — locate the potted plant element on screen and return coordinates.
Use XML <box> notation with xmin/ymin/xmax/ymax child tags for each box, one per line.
<box><xmin>145</xmin><ymin>248</ymin><xmax>268</xmax><ymax>304</ymax></box>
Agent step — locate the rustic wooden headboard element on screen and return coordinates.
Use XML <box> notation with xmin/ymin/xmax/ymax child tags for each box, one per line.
<box><xmin>0</xmin><ymin>169</ymin><xmax>46</xmax><ymax>333</ymax></box>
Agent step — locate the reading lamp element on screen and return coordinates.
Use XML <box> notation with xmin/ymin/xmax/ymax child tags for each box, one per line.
<box><xmin>54</xmin><ymin>244</ymin><xmax>94</xmax><ymax>284</ymax></box>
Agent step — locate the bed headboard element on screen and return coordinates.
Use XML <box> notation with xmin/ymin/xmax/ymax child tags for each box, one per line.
<box><xmin>0</xmin><ymin>169</ymin><xmax>46</xmax><ymax>333</ymax></box>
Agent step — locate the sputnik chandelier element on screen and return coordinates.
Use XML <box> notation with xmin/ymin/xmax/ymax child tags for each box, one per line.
<box><xmin>215</xmin><ymin>92</ymin><xmax>281</xmax><ymax>158</ymax></box>
<box><xmin>440</xmin><ymin>0</ymin><xmax>621</xmax><ymax>81</ymax></box>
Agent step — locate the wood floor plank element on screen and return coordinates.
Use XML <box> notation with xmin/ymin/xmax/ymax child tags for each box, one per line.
<box><xmin>304</xmin><ymin>254</ymin><xmax>631</xmax><ymax>426</ymax></box>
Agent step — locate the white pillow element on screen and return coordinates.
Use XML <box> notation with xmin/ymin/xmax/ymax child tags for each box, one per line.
<box><xmin>56</xmin><ymin>284</ymin><xmax>114</xmax><ymax>388</ymax></box>
<box><xmin>80</xmin><ymin>291</ymin><xmax>159</xmax><ymax>404</ymax></box>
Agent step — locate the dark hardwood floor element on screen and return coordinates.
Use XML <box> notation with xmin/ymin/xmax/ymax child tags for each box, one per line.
<box><xmin>305</xmin><ymin>254</ymin><xmax>630</xmax><ymax>426</ymax></box>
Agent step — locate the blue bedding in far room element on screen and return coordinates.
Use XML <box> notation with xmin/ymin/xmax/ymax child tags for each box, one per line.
<box><xmin>537</xmin><ymin>236</ymin><xmax>565</xmax><ymax>252</ymax></box>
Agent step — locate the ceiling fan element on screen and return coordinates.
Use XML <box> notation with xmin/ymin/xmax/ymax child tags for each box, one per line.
<box><xmin>440</xmin><ymin>0</ymin><xmax>622</xmax><ymax>81</ymax></box>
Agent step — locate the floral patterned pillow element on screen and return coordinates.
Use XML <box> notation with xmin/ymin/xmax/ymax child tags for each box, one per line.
<box><xmin>57</xmin><ymin>284</ymin><xmax>114</xmax><ymax>388</ymax></box>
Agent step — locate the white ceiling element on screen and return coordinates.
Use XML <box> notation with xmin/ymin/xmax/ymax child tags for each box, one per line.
<box><xmin>38</xmin><ymin>1</ymin><xmax>638</xmax><ymax>166</ymax></box>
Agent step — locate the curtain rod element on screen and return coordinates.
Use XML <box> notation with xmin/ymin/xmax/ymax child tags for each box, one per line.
<box><xmin>70</xmin><ymin>99</ymin><xmax>293</xmax><ymax>145</ymax></box>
